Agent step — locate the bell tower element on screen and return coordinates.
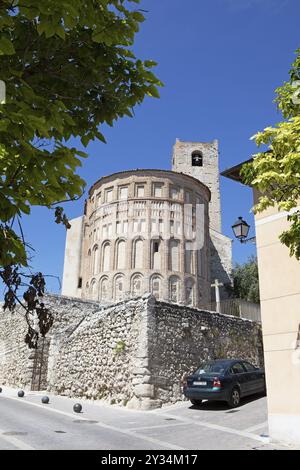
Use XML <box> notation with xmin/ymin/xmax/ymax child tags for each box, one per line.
<box><xmin>172</xmin><ymin>139</ymin><xmax>222</xmax><ymax>232</ymax></box>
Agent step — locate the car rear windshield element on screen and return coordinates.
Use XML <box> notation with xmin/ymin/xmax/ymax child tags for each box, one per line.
<box><xmin>195</xmin><ymin>363</ymin><xmax>227</xmax><ymax>376</ymax></box>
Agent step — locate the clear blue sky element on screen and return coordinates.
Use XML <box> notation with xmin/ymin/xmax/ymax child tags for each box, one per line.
<box><xmin>11</xmin><ymin>0</ymin><xmax>300</xmax><ymax>294</ymax></box>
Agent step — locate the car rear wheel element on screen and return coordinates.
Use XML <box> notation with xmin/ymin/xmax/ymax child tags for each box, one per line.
<box><xmin>228</xmin><ymin>387</ymin><xmax>241</xmax><ymax>408</ymax></box>
<box><xmin>190</xmin><ymin>399</ymin><xmax>202</xmax><ymax>406</ymax></box>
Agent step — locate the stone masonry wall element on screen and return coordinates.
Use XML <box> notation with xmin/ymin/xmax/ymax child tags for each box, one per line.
<box><xmin>0</xmin><ymin>295</ymin><xmax>100</xmax><ymax>390</ymax></box>
<box><xmin>48</xmin><ymin>296</ymin><xmax>148</xmax><ymax>408</ymax></box>
<box><xmin>0</xmin><ymin>306</ymin><xmax>33</xmax><ymax>388</ymax></box>
<box><xmin>172</xmin><ymin>139</ymin><xmax>221</xmax><ymax>233</ymax></box>
<box><xmin>210</xmin><ymin>229</ymin><xmax>233</xmax><ymax>300</ymax></box>
<box><xmin>148</xmin><ymin>300</ymin><xmax>264</xmax><ymax>405</ymax></box>
<box><xmin>0</xmin><ymin>294</ymin><xmax>263</xmax><ymax>409</ymax></box>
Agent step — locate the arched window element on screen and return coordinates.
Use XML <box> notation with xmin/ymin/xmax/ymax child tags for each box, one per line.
<box><xmin>191</xmin><ymin>151</ymin><xmax>203</xmax><ymax>167</ymax></box>
<box><xmin>116</xmin><ymin>239</ymin><xmax>126</xmax><ymax>270</ymax></box>
<box><xmin>169</xmin><ymin>239</ymin><xmax>180</xmax><ymax>272</ymax></box>
<box><xmin>114</xmin><ymin>274</ymin><xmax>125</xmax><ymax>302</ymax></box>
<box><xmin>93</xmin><ymin>245</ymin><xmax>99</xmax><ymax>275</ymax></box>
<box><xmin>169</xmin><ymin>276</ymin><xmax>180</xmax><ymax>303</ymax></box>
<box><xmin>151</xmin><ymin>239</ymin><xmax>161</xmax><ymax>270</ymax></box>
<box><xmin>90</xmin><ymin>278</ymin><xmax>97</xmax><ymax>300</ymax></box>
<box><xmin>186</xmin><ymin>278</ymin><xmax>194</xmax><ymax>306</ymax></box>
<box><xmin>100</xmin><ymin>276</ymin><xmax>109</xmax><ymax>302</ymax></box>
<box><xmin>102</xmin><ymin>242</ymin><xmax>111</xmax><ymax>272</ymax></box>
<box><xmin>131</xmin><ymin>274</ymin><xmax>143</xmax><ymax>297</ymax></box>
<box><xmin>197</xmin><ymin>249</ymin><xmax>203</xmax><ymax>277</ymax></box>
<box><xmin>185</xmin><ymin>241</ymin><xmax>195</xmax><ymax>274</ymax></box>
<box><xmin>151</xmin><ymin>275</ymin><xmax>162</xmax><ymax>300</ymax></box>
<box><xmin>133</xmin><ymin>239</ymin><xmax>144</xmax><ymax>269</ymax></box>
<box><xmin>87</xmin><ymin>249</ymin><xmax>92</xmax><ymax>273</ymax></box>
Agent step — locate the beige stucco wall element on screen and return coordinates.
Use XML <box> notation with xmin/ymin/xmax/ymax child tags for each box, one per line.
<box><xmin>254</xmin><ymin>196</ymin><xmax>300</xmax><ymax>445</ymax></box>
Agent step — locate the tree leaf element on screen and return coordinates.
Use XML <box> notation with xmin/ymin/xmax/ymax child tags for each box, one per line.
<box><xmin>0</xmin><ymin>36</ymin><xmax>15</xmax><ymax>55</ymax></box>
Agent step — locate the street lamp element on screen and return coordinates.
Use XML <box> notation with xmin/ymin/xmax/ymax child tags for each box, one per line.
<box><xmin>232</xmin><ymin>217</ymin><xmax>256</xmax><ymax>244</ymax></box>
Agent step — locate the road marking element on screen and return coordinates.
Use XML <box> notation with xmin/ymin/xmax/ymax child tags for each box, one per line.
<box><xmin>128</xmin><ymin>422</ymin><xmax>187</xmax><ymax>432</ymax></box>
<box><xmin>1</xmin><ymin>396</ymin><xmax>184</xmax><ymax>450</ymax></box>
<box><xmin>244</xmin><ymin>421</ymin><xmax>268</xmax><ymax>433</ymax></box>
<box><xmin>151</xmin><ymin>411</ymin><xmax>271</xmax><ymax>444</ymax></box>
<box><xmin>0</xmin><ymin>428</ymin><xmax>35</xmax><ymax>450</ymax></box>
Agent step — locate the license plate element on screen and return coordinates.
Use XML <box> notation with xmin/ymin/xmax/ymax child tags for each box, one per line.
<box><xmin>193</xmin><ymin>381</ymin><xmax>207</xmax><ymax>386</ymax></box>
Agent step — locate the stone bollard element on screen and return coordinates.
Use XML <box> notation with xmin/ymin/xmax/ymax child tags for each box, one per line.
<box><xmin>18</xmin><ymin>390</ymin><xmax>25</xmax><ymax>398</ymax></box>
<box><xmin>73</xmin><ymin>403</ymin><xmax>82</xmax><ymax>413</ymax></box>
<box><xmin>42</xmin><ymin>396</ymin><xmax>50</xmax><ymax>404</ymax></box>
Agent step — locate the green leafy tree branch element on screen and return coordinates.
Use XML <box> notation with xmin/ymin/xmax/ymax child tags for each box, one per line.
<box><xmin>0</xmin><ymin>0</ymin><xmax>162</xmax><ymax>346</ymax></box>
<box><xmin>242</xmin><ymin>48</ymin><xmax>300</xmax><ymax>259</ymax></box>
<box><xmin>232</xmin><ymin>256</ymin><xmax>260</xmax><ymax>304</ymax></box>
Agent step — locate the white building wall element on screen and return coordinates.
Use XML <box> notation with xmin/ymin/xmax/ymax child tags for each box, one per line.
<box><xmin>61</xmin><ymin>216</ymin><xmax>84</xmax><ymax>298</ymax></box>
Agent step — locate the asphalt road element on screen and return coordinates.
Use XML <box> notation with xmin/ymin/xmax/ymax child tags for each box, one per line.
<box><xmin>0</xmin><ymin>388</ymin><xmax>293</xmax><ymax>450</ymax></box>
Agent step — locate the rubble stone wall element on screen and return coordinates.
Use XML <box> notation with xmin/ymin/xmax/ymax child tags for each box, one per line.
<box><xmin>0</xmin><ymin>294</ymin><xmax>263</xmax><ymax>409</ymax></box>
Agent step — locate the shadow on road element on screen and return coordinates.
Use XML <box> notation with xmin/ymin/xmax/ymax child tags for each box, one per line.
<box><xmin>188</xmin><ymin>392</ymin><xmax>266</xmax><ymax>412</ymax></box>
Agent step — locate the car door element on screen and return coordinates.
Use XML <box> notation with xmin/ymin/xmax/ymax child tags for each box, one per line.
<box><xmin>242</xmin><ymin>361</ymin><xmax>265</xmax><ymax>393</ymax></box>
<box><xmin>229</xmin><ymin>362</ymin><xmax>249</xmax><ymax>396</ymax></box>
<box><xmin>240</xmin><ymin>361</ymin><xmax>259</xmax><ymax>394</ymax></box>
<box><xmin>242</xmin><ymin>361</ymin><xmax>264</xmax><ymax>394</ymax></box>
